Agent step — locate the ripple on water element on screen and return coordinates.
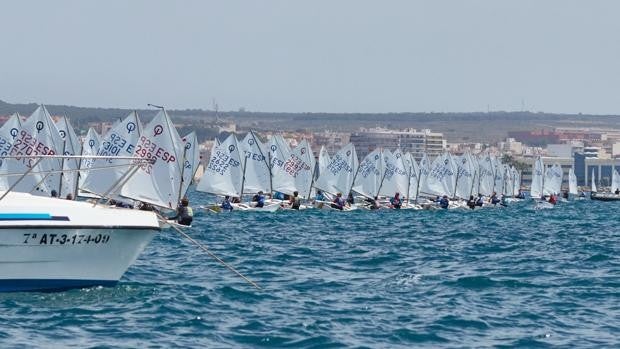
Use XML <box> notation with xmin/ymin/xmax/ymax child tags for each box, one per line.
<box><xmin>1</xmin><ymin>192</ymin><xmax>619</xmax><ymax>348</ymax></box>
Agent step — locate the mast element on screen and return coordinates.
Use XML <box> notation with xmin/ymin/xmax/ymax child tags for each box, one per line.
<box><xmin>414</xmin><ymin>167</ymin><xmax>422</xmax><ymax>204</ymax></box>
<box><xmin>58</xmin><ymin>140</ymin><xmax>67</xmax><ymax>197</ymax></box>
<box><xmin>250</xmin><ymin>130</ymin><xmax>272</xmax><ymax>195</ymax></box>
<box><xmin>406</xmin><ymin>166</ymin><xmax>412</xmax><ymax>205</ymax></box>
<box><xmin>307</xmin><ymin>160</ymin><xmax>318</xmax><ymax>200</ymax></box>
<box><xmin>176</xmin><ymin>142</ymin><xmax>190</xmax><ymax>204</ymax></box>
<box><xmin>239</xmin><ymin>156</ymin><xmax>248</xmax><ymax>201</ymax></box>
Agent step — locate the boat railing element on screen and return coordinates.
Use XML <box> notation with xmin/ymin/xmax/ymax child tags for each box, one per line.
<box><xmin>0</xmin><ymin>155</ymin><xmax>155</xmax><ymax>205</ymax></box>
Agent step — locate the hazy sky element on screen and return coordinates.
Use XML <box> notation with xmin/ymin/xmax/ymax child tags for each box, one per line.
<box><xmin>1</xmin><ymin>1</ymin><xmax>619</xmax><ymax>114</ymax></box>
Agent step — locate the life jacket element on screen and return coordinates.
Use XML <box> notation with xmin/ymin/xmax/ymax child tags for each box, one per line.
<box><xmin>292</xmin><ymin>197</ymin><xmax>301</xmax><ymax>209</ymax></box>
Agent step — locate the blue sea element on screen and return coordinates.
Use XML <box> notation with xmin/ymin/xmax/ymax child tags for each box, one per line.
<box><xmin>1</xmin><ymin>190</ymin><xmax>618</xmax><ymax>348</ymax></box>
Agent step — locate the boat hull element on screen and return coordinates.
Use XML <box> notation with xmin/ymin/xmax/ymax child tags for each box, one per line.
<box><xmin>0</xmin><ymin>192</ymin><xmax>161</xmax><ymax>292</ymax></box>
<box><xmin>0</xmin><ymin>227</ymin><xmax>156</xmax><ymax>292</ymax></box>
<box><xmin>591</xmin><ymin>193</ymin><xmax>620</xmax><ymax>201</ymax></box>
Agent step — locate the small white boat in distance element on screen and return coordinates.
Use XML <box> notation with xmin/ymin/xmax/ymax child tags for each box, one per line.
<box><xmin>0</xmin><ymin>192</ymin><xmax>160</xmax><ymax>292</ymax></box>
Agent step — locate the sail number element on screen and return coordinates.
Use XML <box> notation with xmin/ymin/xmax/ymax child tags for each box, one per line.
<box><xmin>22</xmin><ymin>233</ymin><xmax>111</xmax><ymax>245</ymax></box>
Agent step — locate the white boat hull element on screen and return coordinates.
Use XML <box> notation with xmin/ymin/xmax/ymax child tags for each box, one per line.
<box><xmin>0</xmin><ymin>192</ymin><xmax>160</xmax><ymax>292</ymax></box>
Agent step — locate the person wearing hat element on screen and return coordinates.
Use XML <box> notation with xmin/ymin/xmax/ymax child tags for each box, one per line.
<box><xmin>172</xmin><ymin>197</ymin><xmax>193</xmax><ymax>226</ymax></box>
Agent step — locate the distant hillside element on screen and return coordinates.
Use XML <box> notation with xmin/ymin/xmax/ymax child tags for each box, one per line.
<box><xmin>2</xmin><ymin>99</ymin><xmax>619</xmax><ymax>143</ymax></box>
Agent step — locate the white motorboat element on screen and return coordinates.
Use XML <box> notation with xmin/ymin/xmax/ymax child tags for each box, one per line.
<box><xmin>0</xmin><ymin>192</ymin><xmax>160</xmax><ymax>292</ymax></box>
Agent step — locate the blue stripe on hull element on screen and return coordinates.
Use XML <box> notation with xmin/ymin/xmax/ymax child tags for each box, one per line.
<box><xmin>0</xmin><ymin>279</ymin><xmax>117</xmax><ymax>292</ymax></box>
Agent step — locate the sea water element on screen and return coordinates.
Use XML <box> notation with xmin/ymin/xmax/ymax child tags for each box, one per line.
<box><xmin>1</xmin><ymin>189</ymin><xmax>618</xmax><ymax>348</ymax></box>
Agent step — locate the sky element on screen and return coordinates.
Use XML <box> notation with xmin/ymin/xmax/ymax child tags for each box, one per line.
<box><xmin>1</xmin><ymin>0</ymin><xmax>620</xmax><ymax>114</ymax></box>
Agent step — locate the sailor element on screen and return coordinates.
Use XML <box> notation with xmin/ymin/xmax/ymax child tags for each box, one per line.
<box><xmin>346</xmin><ymin>192</ymin><xmax>355</xmax><ymax>205</ymax></box>
<box><xmin>315</xmin><ymin>190</ymin><xmax>325</xmax><ymax>202</ymax></box>
<box><xmin>439</xmin><ymin>195</ymin><xmax>449</xmax><ymax>209</ymax></box>
<box><xmin>467</xmin><ymin>195</ymin><xmax>476</xmax><ymax>210</ymax></box>
<box><xmin>232</xmin><ymin>196</ymin><xmax>241</xmax><ymax>203</ymax></box>
<box><xmin>172</xmin><ymin>197</ymin><xmax>194</xmax><ymax>226</ymax></box>
<box><xmin>331</xmin><ymin>192</ymin><xmax>345</xmax><ymax>210</ymax></box>
<box><xmin>548</xmin><ymin>194</ymin><xmax>557</xmax><ymax>205</ymax></box>
<box><xmin>253</xmin><ymin>191</ymin><xmax>265</xmax><ymax>208</ymax></box>
<box><xmin>500</xmin><ymin>194</ymin><xmax>508</xmax><ymax>207</ymax></box>
<box><xmin>51</xmin><ymin>190</ymin><xmax>58</xmax><ymax>198</ymax></box>
<box><xmin>221</xmin><ymin>196</ymin><xmax>233</xmax><ymax>211</ymax></box>
<box><xmin>562</xmin><ymin>190</ymin><xmax>569</xmax><ymax>199</ymax></box>
<box><xmin>289</xmin><ymin>191</ymin><xmax>301</xmax><ymax>210</ymax></box>
<box><xmin>490</xmin><ymin>192</ymin><xmax>500</xmax><ymax>205</ymax></box>
<box><xmin>65</xmin><ymin>193</ymin><xmax>73</xmax><ymax>200</ymax></box>
<box><xmin>390</xmin><ymin>192</ymin><xmax>402</xmax><ymax>209</ymax></box>
<box><xmin>475</xmin><ymin>194</ymin><xmax>484</xmax><ymax>207</ymax></box>
<box><xmin>366</xmin><ymin>196</ymin><xmax>380</xmax><ymax>210</ymax></box>
<box><xmin>615</xmin><ymin>188</ymin><xmax>620</xmax><ymax>195</ymax></box>
<box><xmin>516</xmin><ymin>189</ymin><xmax>526</xmax><ymax>199</ymax></box>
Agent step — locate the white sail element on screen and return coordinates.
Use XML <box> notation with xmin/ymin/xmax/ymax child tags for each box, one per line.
<box><xmin>420</xmin><ymin>153</ymin><xmax>456</xmax><ymax>197</ymax></box>
<box><xmin>180</xmin><ymin>131</ymin><xmax>201</xmax><ymax>199</ymax></box>
<box><xmin>121</xmin><ymin>110</ymin><xmax>184</xmax><ymax>209</ymax></box>
<box><xmin>268</xmin><ymin>134</ymin><xmax>296</xmax><ymax>195</ymax></box>
<box><xmin>502</xmin><ymin>164</ymin><xmax>512</xmax><ymax>197</ymax></box>
<box><xmin>403</xmin><ymin>152</ymin><xmax>420</xmax><ymax>201</ymax></box>
<box><xmin>511</xmin><ymin>167</ymin><xmax>521</xmax><ymax>196</ymax></box>
<box><xmin>196</xmin><ymin>134</ymin><xmax>243</xmax><ymax>197</ymax></box>
<box><xmin>318</xmin><ymin>146</ymin><xmax>331</xmax><ymax>177</ymax></box>
<box><xmin>286</xmin><ymin>139</ymin><xmax>315</xmax><ymax>199</ymax></box>
<box><xmin>56</xmin><ymin>116</ymin><xmax>81</xmax><ymax>198</ymax></box>
<box><xmin>417</xmin><ymin>153</ymin><xmax>431</xmax><ymax>198</ymax></box>
<box><xmin>78</xmin><ymin>127</ymin><xmax>101</xmax><ymax>188</ymax></box>
<box><xmin>492</xmin><ymin>157</ymin><xmax>504</xmax><ymax>194</ymax></box>
<box><xmin>352</xmin><ymin>148</ymin><xmax>384</xmax><ymax>198</ymax></box>
<box><xmin>82</xmin><ymin>111</ymin><xmax>142</xmax><ymax>198</ymax></box>
<box><xmin>568</xmin><ymin>168</ymin><xmax>578</xmax><ymax>195</ymax></box>
<box><xmin>239</xmin><ymin>131</ymin><xmax>271</xmax><ymax>194</ymax></box>
<box><xmin>477</xmin><ymin>154</ymin><xmax>495</xmax><ymax>196</ymax></box>
<box><xmin>455</xmin><ymin>152</ymin><xmax>476</xmax><ymax>199</ymax></box>
<box><xmin>530</xmin><ymin>157</ymin><xmax>544</xmax><ymax>199</ymax></box>
<box><xmin>379</xmin><ymin>149</ymin><xmax>409</xmax><ymax>197</ymax></box>
<box><xmin>611</xmin><ymin>169</ymin><xmax>620</xmax><ymax>193</ymax></box>
<box><xmin>2</xmin><ymin>105</ymin><xmax>64</xmax><ymax>195</ymax></box>
<box><xmin>543</xmin><ymin>163</ymin><xmax>562</xmax><ymax>196</ymax></box>
<box><xmin>591</xmin><ymin>169</ymin><xmax>597</xmax><ymax>193</ymax></box>
<box><xmin>315</xmin><ymin>143</ymin><xmax>358</xmax><ymax>197</ymax></box>
<box><xmin>0</xmin><ymin>113</ymin><xmax>22</xmax><ymax>163</ymax></box>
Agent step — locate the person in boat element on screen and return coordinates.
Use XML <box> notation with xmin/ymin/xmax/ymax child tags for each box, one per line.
<box><xmin>516</xmin><ymin>189</ymin><xmax>525</xmax><ymax>199</ymax></box>
<box><xmin>439</xmin><ymin>195</ymin><xmax>449</xmax><ymax>209</ymax></box>
<box><xmin>467</xmin><ymin>195</ymin><xmax>476</xmax><ymax>210</ymax></box>
<box><xmin>346</xmin><ymin>192</ymin><xmax>355</xmax><ymax>205</ymax></box>
<box><xmin>615</xmin><ymin>188</ymin><xmax>620</xmax><ymax>195</ymax></box>
<box><xmin>51</xmin><ymin>189</ymin><xmax>58</xmax><ymax>198</ymax></box>
<box><xmin>562</xmin><ymin>190</ymin><xmax>569</xmax><ymax>199</ymax></box>
<box><xmin>331</xmin><ymin>192</ymin><xmax>346</xmax><ymax>210</ymax></box>
<box><xmin>252</xmin><ymin>191</ymin><xmax>266</xmax><ymax>208</ymax></box>
<box><xmin>171</xmin><ymin>197</ymin><xmax>193</xmax><ymax>226</ymax></box>
<box><xmin>221</xmin><ymin>196</ymin><xmax>233</xmax><ymax>211</ymax></box>
<box><xmin>475</xmin><ymin>194</ymin><xmax>484</xmax><ymax>207</ymax></box>
<box><xmin>579</xmin><ymin>190</ymin><xmax>585</xmax><ymax>198</ymax></box>
<box><xmin>232</xmin><ymin>196</ymin><xmax>241</xmax><ymax>203</ymax></box>
<box><xmin>289</xmin><ymin>191</ymin><xmax>301</xmax><ymax>210</ymax></box>
<box><xmin>490</xmin><ymin>192</ymin><xmax>500</xmax><ymax>205</ymax></box>
<box><xmin>548</xmin><ymin>194</ymin><xmax>557</xmax><ymax>205</ymax></box>
<box><xmin>390</xmin><ymin>192</ymin><xmax>402</xmax><ymax>209</ymax></box>
<box><xmin>65</xmin><ymin>193</ymin><xmax>73</xmax><ymax>200</ymax></box>
<box><xmin>365</xmin><ymin>196</ymin><xmax>380</xmax><ymax>210</ymax></box>
<box><xmin>315</xmin><ymin>190</ymin><xmax>326</xmax><ymax>202</ymax></box>
<box><xmin>500</xmin><ymin>194</ymin><xmax>508</xmax><ymax>207</ymax></box>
